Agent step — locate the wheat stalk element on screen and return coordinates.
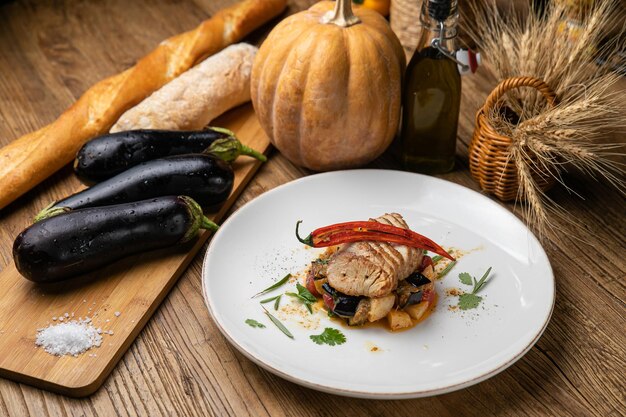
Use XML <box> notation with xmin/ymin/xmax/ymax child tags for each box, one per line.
<box><xmin>464</xmin><ymin>0</ymin><xmax>626</xmax><ymax>239</ymax></box>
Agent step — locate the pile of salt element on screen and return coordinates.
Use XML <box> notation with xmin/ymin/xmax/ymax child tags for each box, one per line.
<box><xmin>35</xmin><ymin>318</ymin><xmax>102</xmax><ymax>357</ymax></box>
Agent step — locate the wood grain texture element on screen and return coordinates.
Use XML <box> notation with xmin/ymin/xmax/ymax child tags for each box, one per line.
<box><xmin>0</xmin><ymin>0</ymin><xmax>624</xmax><ymax>416</ymax></box>
<box><xmin>0</xmin><ymin>103</ymin><xmax>270</xmax><ymax>396</ymax></box>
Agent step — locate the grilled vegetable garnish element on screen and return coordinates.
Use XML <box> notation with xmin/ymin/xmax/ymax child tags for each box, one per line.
<box><xmin>35</xmin><ymin>154</ymin><xmax>233</xmax><ymax>222</ymax></box>
<box><xmin>74</xmin><ymin>127</ymin><xmax>266</xmax><ymax>183</ymax></box>
<box><xmin>15</xmin><ymin>196</ymin><xmax>217</xmax><ymax>283</ymax></box>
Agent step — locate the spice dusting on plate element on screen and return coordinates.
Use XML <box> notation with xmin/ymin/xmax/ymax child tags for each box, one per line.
<box><xmin>365</xmin><ymin>341</ymin><xmax>383</xmax><ymax>352</ymax></box>
<box><xmin>446</xmin><ymin>288</ymin><xmax>463</xmax><ymax>297</ymax></box>
<box><xmin>35</xmin><ymin>318</ymin><xmax>103</xmax><ymax>357</ymax></box>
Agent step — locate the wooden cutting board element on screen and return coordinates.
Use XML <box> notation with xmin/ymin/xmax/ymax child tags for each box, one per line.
<box><xmin>0</xmin><ymin>104</ymin><xmax>269</xmax><ymax>397</ymax></box>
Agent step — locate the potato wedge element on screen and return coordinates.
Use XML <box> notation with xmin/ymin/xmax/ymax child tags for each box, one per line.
<box><xmin>387</xmin><ymin>310</ymin><xmax>412</xmax><ymax>331</ymax></box>
<box><xmin>405</xmin><ymin>302</ymin><xmax>430</xmax><ymax>321</ymax></box>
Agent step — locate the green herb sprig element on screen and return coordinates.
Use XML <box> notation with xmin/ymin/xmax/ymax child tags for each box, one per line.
<box><xmin>438</xmin><ymin>260</ymin><xmax>457</xmax><ymax>279</ymax></box>
<box><xmin>259</xmin><ymin>294</ymin><xmax>282</xmax><ymax>311</ymax></box>
<box><xmin>262</xmin><ymin>307</ymin><xmax>293</xmax><ymax>339</ymax></box>
<box><xmin>245</xmin><ymin>319</ymin><xmax>266</xmax><ymax>328</ymax></box>
<box><xmin>285</xmin><ymin>283</ymin><xmax>317</xmax><ymax>314</ymax></box>
<box><xmin>252</xmin><ymin>273</ymin><xmax>291</xmax><ymax>298</ymax></box>
<box><xmin>457</xmin><ymin>267</ymin><xmax>493</xmax><ymax>310</ymax></box>
<box><xmin>310</xmin><ymin>328</ymin><xmax>346</xmax><ymax>346</ymax></box>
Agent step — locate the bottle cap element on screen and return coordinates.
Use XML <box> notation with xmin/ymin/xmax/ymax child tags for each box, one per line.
<box><xmin>428</xmin><ymin>0</ymin><xmax>454</xmax><ymax>21</ymax></box>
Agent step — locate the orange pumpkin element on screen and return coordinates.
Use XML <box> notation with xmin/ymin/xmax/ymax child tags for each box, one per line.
<box><xmin>356</xmin><ymin>0</ymin><xmax>390</xmax><ymax>17</ymax></box>
<box><xmin>251</xmin><ymin>0</ymin><xmax>405</xmax><ymax>171</ymax></box>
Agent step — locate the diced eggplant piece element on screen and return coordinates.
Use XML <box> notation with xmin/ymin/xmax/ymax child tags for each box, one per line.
<box><xmin>406</xmin><ymin>272</ymin><xmax>431</xmax><ymax>287</ymax></box>
<box><xmin>401</xmin><ymin>291</ymin><xmax>423</xmax><ymax>309</ymax></box>
<box><xmin>321</xmin><ymin>282</ymin><xmax>361</xmax><ymax>317</ymax></box>
<box><xmin>322</xmin><ymin>282</ymin><xmax>337</xmax><ymax>296</ymax></box>
<box><xmin>333</xmin><ymin>295</ymin><xmax>361</xmax><ymax>317</ymax></box>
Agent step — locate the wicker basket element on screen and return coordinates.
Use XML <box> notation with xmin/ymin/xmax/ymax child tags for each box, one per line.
<box><xmin>390</xmin><ymin>0</ymin><xmax>421</xmax><ymax>58</ymax></box>
<box><xmin>469</xmin><ymin>76</ymin><xmax>558</xmax><ymax>202</ymax></box>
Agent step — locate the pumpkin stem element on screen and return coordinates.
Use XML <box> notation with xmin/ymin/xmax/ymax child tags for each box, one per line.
<box><xmin>321</xmin><ymin>0</ymin><xmax>361</xmax><ymax>27</ymax></box>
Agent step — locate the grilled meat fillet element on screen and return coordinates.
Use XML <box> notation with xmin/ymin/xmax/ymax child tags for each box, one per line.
<box><xmin>326</xmin><ymin>213</ymin><xmax>423</xmax><ymax>298</ymax></box>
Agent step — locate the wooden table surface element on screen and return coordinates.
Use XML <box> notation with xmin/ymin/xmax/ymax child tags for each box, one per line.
<box><xmin>0</xmin><ymin>0</ymin><xmax>624</xmax><ymax>416</ymax></box>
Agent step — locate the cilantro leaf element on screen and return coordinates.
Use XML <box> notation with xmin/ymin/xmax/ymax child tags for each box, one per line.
<box><xmin>310</xmin><ymin>328</ymin><xmax>346</xmax><ymax>346</ymax></box>
<box><xmin>245</xmin><ymin>319</ymin><xmax>266</xmax><ymax>328</ymax></box>
<box><xmin>454</xmin><ymin>267</ymin><xmax>494</xmax><ymax>310</ymax></box>
<box><xmin>458</xmin><ymin>293</ymin><xmax>482</xmax><ymax>310</ymax></box>
<box><xmin>459</xmin><ymin>272</ymin><xmax>473</xmax><ymax>286</ymax></box>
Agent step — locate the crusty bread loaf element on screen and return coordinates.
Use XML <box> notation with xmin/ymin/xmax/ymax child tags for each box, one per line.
<box><xmin>0</xmin><ymin>0</ymin><xmax>286</xmax><ymax>210</ymax></box>
<box><xmin>111</xmin><ymin>43</ymin><xmax>258</xmax><ymax>132</ymax></box>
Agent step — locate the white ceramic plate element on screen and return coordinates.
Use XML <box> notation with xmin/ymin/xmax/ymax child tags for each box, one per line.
<box><xmin>202</xmin><ymin>170</ymin><xmax>554</xmax><ymax>399</ymax></box>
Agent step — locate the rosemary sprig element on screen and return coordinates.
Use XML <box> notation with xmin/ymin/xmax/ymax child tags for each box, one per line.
<box><xmin>259</xmin><ymin>294</ymin><xmax>283</xmax><ymax>311</ymax></box>
<box><xmin>252</xmin><ymin>273</ymin><xmax>291</xmax><ymax>298</ymax></box>
<box><xmin>262</xmin><ymin>307</ymin><xmax>293</xmax><ymax>339</ymax></box>
<box><xmin>259</xmin><ymin>295</ymin><xmax>280</xmax><ymax>304</ymax></box>
<box><xmin>438</xmin><ymin>260</ymin><xmax>457</xmax><ymax>279</ymax></box>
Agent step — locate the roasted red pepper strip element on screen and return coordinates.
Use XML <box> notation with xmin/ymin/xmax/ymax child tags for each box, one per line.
<box><xmin>296</xmin><ymin>220</ymin><xmax>455</xmax><ymax>260</ymax></box>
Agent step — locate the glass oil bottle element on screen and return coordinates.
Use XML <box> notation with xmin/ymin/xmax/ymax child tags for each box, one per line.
<box><xmin>400</xmin><ymin>0</ymin><xmax>463</xmax><ymax>174</ymax></box>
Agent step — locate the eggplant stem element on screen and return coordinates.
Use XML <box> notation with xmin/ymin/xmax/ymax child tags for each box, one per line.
<box><xmin>201</xmin><ymin>217</ymin><xmax>219</xmax><ymax>232</ymax></box>
<box><xmin>240</xmin><ymin>144</ymin><xmax>267</xmax><ymax>162</ymax></box>
<box><xmin>295</xmin><ymin>220</ymin><xmax>314</xmax><ymax>246</ymax></box>
<box><xmin>33</xmin><ymin>204</ymin><xmax>70</xmax><ymax>223</ymax></box>
<box><xmin>180</xmin><ymin>195</ymin><xmax>219</xmax><ymax>242</ymax></box>
<box><xmin>205</xmin><ymin>137</ymin><xmax>266</xmax><ymax>163</ymax></box>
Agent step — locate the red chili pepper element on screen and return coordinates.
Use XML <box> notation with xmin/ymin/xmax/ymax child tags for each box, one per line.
<box><xmin>296</xmin><ymin>220</ymin><xmax>455</xmax><ymax>261</ymax></box>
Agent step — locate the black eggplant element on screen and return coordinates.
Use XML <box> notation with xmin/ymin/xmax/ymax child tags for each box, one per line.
<box><xmin>401</xmin><ymin>291</ymin><xmax>423</xmax><ymax>309</ymax></box>
<box><xmin>322</xmin><ymin>282</ymin><xmax>361</xmax><ymax>317</ymax></box>
<box><xmin>14</xmin><ymin>196</ymin><xmax>218</xmax><ymax>283</ymax></box>
<box><xmin>406</xmin><ymin>272</ymin><xmax>431</xmax><ymax>287</ymax></box>
<box><xmin>322</xmin><ymin>282</ymin><xmax>337</xmax><ymax>296</ymax></box>
<box><xmin>74</xmin><ymin>128</ymin><xmax>266</xmax><ymax>183</ymax></box>
<box><xmin>35</xmin><ymin>154</ymin><xmax>233</xmax><ymax>221</ymax></box>
<box><xmin>333</xmin><ymin>296</ymin><xmax>362</xmax><ymax>317</ymax></box>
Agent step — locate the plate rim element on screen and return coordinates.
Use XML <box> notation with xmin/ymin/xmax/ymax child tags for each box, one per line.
<box><xmin>201</xmin><ymin>169</ymin><xmax>555</xmax><ymax>399</ymax></box>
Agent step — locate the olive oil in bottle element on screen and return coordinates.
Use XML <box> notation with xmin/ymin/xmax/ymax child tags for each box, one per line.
<box><xmin>401</xmin><ymin>0</ymin><xmax>462</xmax><ymax>174</ymax></box>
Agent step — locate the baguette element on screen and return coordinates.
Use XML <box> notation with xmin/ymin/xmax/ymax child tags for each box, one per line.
<box><xmin>111</xmin><ymin>43</ymin><xmax>258</xmax><ymax>132</ymax></box>
<box><xmin>0</xmin><ymin>0</ymin><xmax>286</xmax><ymax>210</ymax></box>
